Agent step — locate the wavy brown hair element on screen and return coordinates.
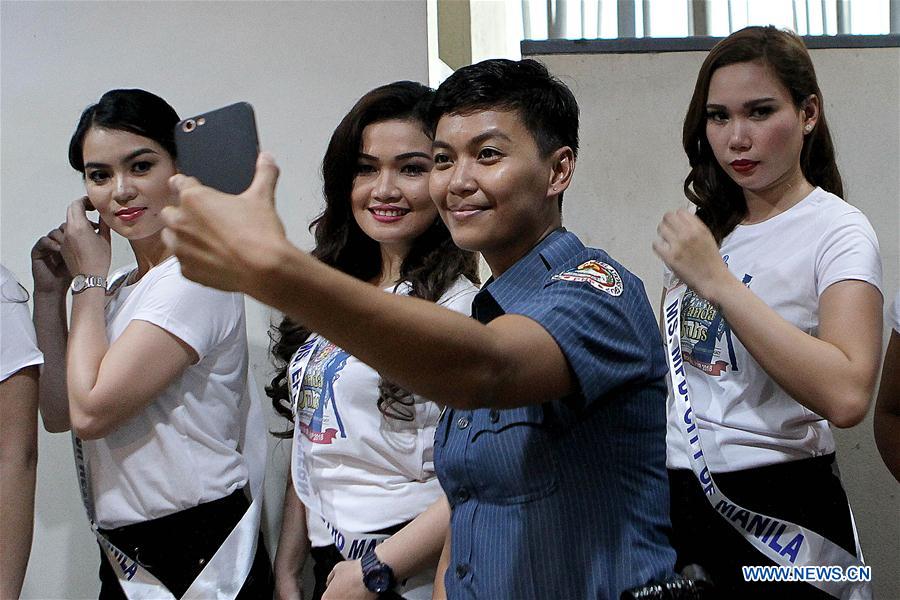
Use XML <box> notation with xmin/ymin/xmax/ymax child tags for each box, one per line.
<box><xmin>683</xmin><ymin>26</ymin><xmax>843</xmax><ymax>243</ymax></box>
<box><xmin>267</xmin><ymin>82</ymin><xmax>479</xmax><ymax>434</ymax></box>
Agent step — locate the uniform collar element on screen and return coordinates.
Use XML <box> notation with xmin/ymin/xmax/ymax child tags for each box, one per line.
<box><xmin>490</xmin><ymin>227</ymin><xmax>582</xmax><ymax>286</ymax></box>
<box><xmin>473</xmin><ymin>228</ymin><xmax>584</xmax><ymax>323</ymax></box>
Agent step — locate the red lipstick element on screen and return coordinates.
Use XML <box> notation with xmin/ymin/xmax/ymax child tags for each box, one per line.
<box><xmin>368</xmin><ymin>205</ymin><xmax>410</xmax><ymax>224</ymax></box>
<box><xmin>730</xmin><ymin>159</ymin><xmax>758</xmax><ymax>174</ymax></box>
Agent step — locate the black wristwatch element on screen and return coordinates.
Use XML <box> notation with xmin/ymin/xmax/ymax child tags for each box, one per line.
<box><xmin>361</xmin><ymin>548</ymin><xmax>396</xmax><ymax>593</ymax></box>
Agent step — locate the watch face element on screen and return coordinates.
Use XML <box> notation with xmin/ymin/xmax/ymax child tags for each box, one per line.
<box><xmin>363</xmin><ymin>567</ymin><xmax>392</xmax><ymax>594</ymax></box>
<box><xmin>71</xmin><ymin>274</ymin><xmax>86</xmax><ymax>292</ymax></box>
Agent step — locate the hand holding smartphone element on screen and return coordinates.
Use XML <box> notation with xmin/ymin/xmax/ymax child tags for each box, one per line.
<box><xmin>174</xmin><ymin>102</ymin><xmax>260</xmax><ymax>194</ymax></box>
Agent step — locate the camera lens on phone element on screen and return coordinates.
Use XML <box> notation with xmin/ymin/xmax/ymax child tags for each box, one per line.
<box><xmin>182</xmin><ymin>119</ymin><xmax>196</xmax><ymax>132</ymax></box>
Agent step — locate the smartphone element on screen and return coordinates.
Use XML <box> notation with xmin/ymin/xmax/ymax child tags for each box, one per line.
<box><xmin>174</xmin><ymin>102</ymin><xmax>259</xmax><ymax>194</ymax></box>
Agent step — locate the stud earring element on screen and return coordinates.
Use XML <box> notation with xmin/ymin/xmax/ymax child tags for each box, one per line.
<box><xmin>804</xmin><ymin>124</ymin><xmax>813</xmax><ymax>133</ymax></box>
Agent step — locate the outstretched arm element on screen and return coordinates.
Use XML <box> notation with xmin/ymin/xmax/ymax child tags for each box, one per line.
<box><xmin>162</xmin><ymin>155</ymin><xmax>573</xmax><ymax>410</ymax></box>
<box><xmin>655</xmin><ymin>208</ymin><xmax>883</xmax><ymax>427</ymax></box>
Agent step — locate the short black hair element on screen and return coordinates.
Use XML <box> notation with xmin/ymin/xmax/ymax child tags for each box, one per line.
<box><xmin>68</xmin><ymin>89</ymin><xmax>180</xmax><ymax>172</ymax></box>
<box><xmin>430</xmin><ymin>58</ymin><xmax>579</xmax><ymax>159</ymax></box>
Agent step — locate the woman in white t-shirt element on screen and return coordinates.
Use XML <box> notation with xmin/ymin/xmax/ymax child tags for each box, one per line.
<box><xmin>269</xmin><ymin>82</ymin><xmax>479</xmax><ymax>600</ymax></box>
<box><xmin>31</xmin><ymin>89</ymin><xmax>272</xmax><ymax>598</ymax></box>
<box><xmin>654</xmin><ymin>27</ymin><xmax>882</xmax><ymax>598</ymax></box>
<box><xmin>0</xmin><ymin>265</ymin><xmax>43</xmax><ymax>598</ymax></box>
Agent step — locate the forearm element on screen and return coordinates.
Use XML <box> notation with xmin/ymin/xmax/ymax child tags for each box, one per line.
<box><xmin>0</xmin><ymin>457</ymin><xmax>36</xmax><ymax>599</ymax></box>
<box><xmin>275</xmin><ymin>474</ymin><xmax>310</xmax><ymax>595</ymax></box>
<box><xmin>247</xmin><ymin>241</ymin><xmax>503</xmax><ymax>409</ymax></box>
<box><xmin>874</xmin><ymin>332</ymin><xmax>900</xmax><ymax>481</ymax></box>
<box><xmin>710</xmin><ymin>277</ymin><xmax>880</xmax><ymax>427</ymax></box>
<box><xmin>66</xmin><ymin>288</ymin><xmax>111</xmax><ymax>436</ymax></box>
<box><xmin>0</xmin><ymin>370</ymin><xmax>39</xmax><ymax>599</ymax></box>
<box><xmin>165</xmin><ymin>167</ymin><xmax>571</xmax><ymax>409</ymax></box>
<box><xmin>375</xmin><ymin>496</ymin><xmax>450</xmax><ymax>582</ymax></box>
<box><xmin>432</xmin><ymin>525</ymin><xmax>451</xmax><ymax>600</ymax></box>
<box><xmin>33</xmin><ymin>291</ymin><xmax>71</xmax><ymax>431</ymax></box>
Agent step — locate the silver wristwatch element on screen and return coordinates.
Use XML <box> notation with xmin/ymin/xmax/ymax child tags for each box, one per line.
<box><xmin>70</xmin><ymin>274</ymin><xmax>107</xmax><ymax>295</ymax></box>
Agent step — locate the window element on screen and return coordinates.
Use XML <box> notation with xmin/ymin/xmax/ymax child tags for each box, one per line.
<box><xmin>429</xmin><ymin>0</ymin><xmax>894</xmax><ymax>85</ymax></box>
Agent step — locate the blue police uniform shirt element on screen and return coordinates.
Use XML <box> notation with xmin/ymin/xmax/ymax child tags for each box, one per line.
<box><xmin>435</xmin><ymin>229</ymin><xmax>675</xmax><ymax>599</ymax></box>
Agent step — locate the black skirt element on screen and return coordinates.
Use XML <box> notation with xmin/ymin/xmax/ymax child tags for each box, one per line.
<box><xmin>97</xmin><ymin>488</ymin><xmax>273</xmax><ymax>599</ymax></box>
<box><xmin>668</xmin><ymin>453</ymin><xmax>858</xmax><ymax>600</ymax></box>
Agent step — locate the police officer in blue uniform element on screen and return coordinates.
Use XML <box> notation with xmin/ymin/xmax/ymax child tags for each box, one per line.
<box><xmin>427</xmin><ymin>60</ymin><xmax>675</xmax><ymax>599</ymax></box>
<box><xmin>162</xmin><ymin>58</ymin><xmax>675</xmax><ymax>599</ymax></box>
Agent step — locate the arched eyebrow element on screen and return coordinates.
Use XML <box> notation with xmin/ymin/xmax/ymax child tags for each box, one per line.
<box><xmin>84</xmin><ymin>148</ymin><xmax>159</xmax><ymax>170</ymax></box>
<box><xmin>706</xmin><ymin>97</ymin><xmax>777</xmax><ymax>111</ymax></box>
<box><xmin>358</xmin><ymin>151</ymin><xmax>431</xmax><ymax>162</ymax></box>
<box><xmin>395</xmin><ymin>151</ymin><xmax>431</xmax><ymax>160</ymax></box>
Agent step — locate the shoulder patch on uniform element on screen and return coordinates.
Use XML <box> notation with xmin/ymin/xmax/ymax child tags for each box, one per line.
<box><xmin>551</xmin><ymin>260</ymin><xmax>623</xmax><ymax>296</ymax></box>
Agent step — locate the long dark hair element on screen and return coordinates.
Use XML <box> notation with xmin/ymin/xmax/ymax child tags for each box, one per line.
<box><xmin>682</xmin><ymin>26</ymin><xmax>842</xmax><ymax>243</ymax></box>
<box><xmin>267</xmin><ymin>81</ymin><xmax>479</xmax><ymax>432</ymax></box>
<box><xmin>69</xmin><ymin>89</ymin><xmax>180</xmax><ymax>173</ymax></box>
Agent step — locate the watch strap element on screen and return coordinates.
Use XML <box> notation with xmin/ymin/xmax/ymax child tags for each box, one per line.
<box><xmin>71</xmin><ymin>274</ymin><xmax>108</xmax><ymax>294</ymax></box>
<box><xmin>361</xmin><ymin>548</ymin><xmax>396</xmax><ymax>593</ymax></box>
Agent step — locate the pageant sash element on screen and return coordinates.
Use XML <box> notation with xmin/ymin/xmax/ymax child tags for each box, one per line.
<box><xmin>288</xmin><ymin>335</ymin><xmax>434</xmax><ymax>599</ymax></box>
<box><xmin>73</xmin><ymin>375</ymin><xmax>267</xmax><ymax>599</ymax></box>
<box><xmin>289</xmin><ymin>334</ymin><xmax>325</xmax><ymax>517</ymax></box>
<box><xmin>663</xmin><ymin>283</ymin><xmax>871</xmax><ymax>599</ymax></box>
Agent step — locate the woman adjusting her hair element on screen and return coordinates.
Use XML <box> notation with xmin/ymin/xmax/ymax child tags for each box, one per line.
<box><xmin>31</xmin><ymin>89</ymin><xmax>273</xmax><ymax>599</ymax></box>
<box><xmin>655</xmin><ymin>26</ymin><xmax>881</xmax><ymax>599</ymax></box>
<box><xmin>268</xmin><ymin>81</ymin><xmax>479</xmax><ymax>600</ymax></box>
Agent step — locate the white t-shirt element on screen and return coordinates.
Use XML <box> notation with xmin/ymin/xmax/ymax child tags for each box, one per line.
<box><xmin>667</xmin><ymin>188</ymin><xmax>882</xmax><ymax>472</ymax></box>
<box><xmin>87</xmin><ymin>256</ymin><xmax>250</xmax><ymax>528</ymax></box>
<box><xmin>291</xmin><ymin>276</ymin><xmax>479</xmax><ymax>545</ymax></box>
<box><xmin>0</xmin><ymin>265</ymin><xmax>43</xmax><ymax>381</ymax></box>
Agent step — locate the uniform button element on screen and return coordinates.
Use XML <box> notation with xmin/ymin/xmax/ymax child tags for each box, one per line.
<box><xmin>456</xmin><ymin>488</ymin><xmax>470</xmax><ymax>502</ymax></box>
<box><xmin>455</xmin><ymin>563</ymin><xmax>469</xmax><ymax>579</ymax></box>
<box><xmin>489</xmin><ymin>409</ymin><xmax>500</xmax><ymax>423</ymax></box>
<box><xmin>457</xmin><ymin>417</ymin><xmax>470</xmax><ymax>430</ymax></box>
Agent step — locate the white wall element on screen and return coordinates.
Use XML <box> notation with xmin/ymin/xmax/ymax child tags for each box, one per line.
<box><xmin>534</xmin><ymin>46</ymin><xmax>900</xmax><ymax>599</ymax></box>
<box><xmin>5</xmin><ymin>3</ymin><xmax>897</xmax><ymax>597</ymax></box>
<box><xmin>1</xmin><ymin>1</ymin><xmax>427</xmax><ymax>597</ymax></box>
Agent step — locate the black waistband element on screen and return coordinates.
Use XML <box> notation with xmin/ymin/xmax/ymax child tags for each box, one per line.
<box><xmin>98</xmin><ymin>487</ymin><xmax>248</xmax><ymax>544</ymax></box>
<box><xmin>669</xmin><ymin>452</ymin><xmax>837</xmax><ymax>483</ymax></box>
